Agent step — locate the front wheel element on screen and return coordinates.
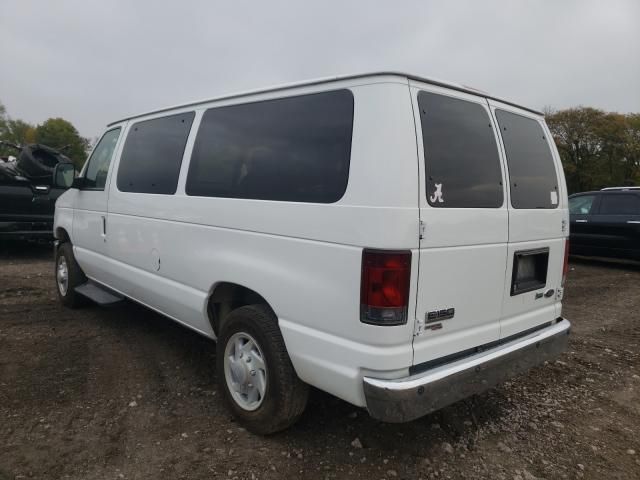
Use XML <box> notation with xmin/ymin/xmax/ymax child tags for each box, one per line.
<box><xmin>55</xmin><ymin>242</ymin><xmax>87</xmax><ymax>308</ymax></box>
<box><xmin>216</xmin><ymin>304</ymin><xmax>308</xmax><ymax>434</ymax></box>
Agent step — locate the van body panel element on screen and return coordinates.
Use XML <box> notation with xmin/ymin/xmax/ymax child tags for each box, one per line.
<box><xmin>279</xmin><ymin>317</ymin><xmax>413</xmax><ymax>406</ymax></box>
<box><xmin>98</xmin><ymin>80</ymin><xmax>421</xmax><ymax>405</ymax></box>
<box><xmin>408</xmin><ymin>80</ymin><xmax>509</xmax><ymax>366</ymax></box>
<box><xmin>69</xmin><ymin>126</ymin><xmax>125</xmax><ymax>280</ymax></box>
<box><xmin>53</xmin><ymin>73</ymin><xmax>569</xmax><ymax>421</ymax></box>
<box><xmin>487</xmin><ymin>99</ymin><xmax>569</xmax><ymax>339</ymax></box>
<box><xmin>499</xmin><ymin>238</ymin><xmax>565</xmax><ymax>338</ymax></box>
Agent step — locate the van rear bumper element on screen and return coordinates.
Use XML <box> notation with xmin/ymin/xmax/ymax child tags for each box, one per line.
<box><xmin>363</xmin><ymin>319</ymin><xmax>570</xmax><ymax>422</ymax></box>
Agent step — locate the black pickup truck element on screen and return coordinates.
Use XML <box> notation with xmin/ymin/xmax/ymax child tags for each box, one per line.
<box><xmin>0</xmin><ymin>143</ymin><xmax>75</xmax><ymax>240</ymax></box>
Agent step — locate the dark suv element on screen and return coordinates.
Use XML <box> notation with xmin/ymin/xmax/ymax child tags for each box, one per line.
<box><xmin>569</xmin><ymin>187</ymin><xmax>640</xmax><ymax>261</ymax></box>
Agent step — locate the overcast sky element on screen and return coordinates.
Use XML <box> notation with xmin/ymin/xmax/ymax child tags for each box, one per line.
<box><xmin>1</xmin><ymin>0</ymin><xmax>639</xmax><ymax>139</ymax></box>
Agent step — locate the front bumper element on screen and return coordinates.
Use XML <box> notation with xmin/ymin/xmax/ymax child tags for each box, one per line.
<box><xmin>363</xmin><ymin>319</ymin><xmax>571</xmax><ymax>422</ymax></box>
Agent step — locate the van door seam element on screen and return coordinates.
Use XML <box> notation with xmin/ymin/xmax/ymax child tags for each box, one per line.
<box><xmin>406</xmin><ymin>79</ymin><xmax>424</xmax><ymax>352</ymax></box>
<box><xmin>486</xmin><ymin>98</ymin><xmax>510</xmax><ymax>341</ymax></box>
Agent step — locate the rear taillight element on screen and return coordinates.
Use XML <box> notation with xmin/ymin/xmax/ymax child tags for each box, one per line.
<box><xmin>562</xmin><ymin>239</ymin><xmax>570</xmax><ymax>287</ymax></box>
<box><xmin>360</xmin><ymin>249</ymin><xmax>411</xmax><ymax>326</ymax></box>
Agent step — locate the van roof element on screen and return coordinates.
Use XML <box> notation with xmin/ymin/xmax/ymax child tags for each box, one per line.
<box><xmin>107</xmin><ymin>71</ymin><xmax>543</xmax><ymax>127</ymax></box>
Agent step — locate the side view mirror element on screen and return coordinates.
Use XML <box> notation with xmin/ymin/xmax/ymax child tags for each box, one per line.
<box><xmin>53</xmin><ymin>163</ymin><xmax>77</xmax><ymax>189</ymax></box>
<box><xmin>71</xmin><ymin>176</ymin><xmax>87</xmax><ymax>189</ymax></box>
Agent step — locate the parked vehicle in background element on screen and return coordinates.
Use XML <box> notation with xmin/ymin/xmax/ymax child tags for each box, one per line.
<box><xmin>53</xmin><ymin>72</ymin><xmax>571</xmax><ymax>434</ymax></box>
<box><xmin>0</xmin><ymin>142</ymin><xmax>76</xmax><ymax>240</ymax></box>
<box><xmin>569</xmin><ymin>188</ymin><xmax>640</xmax><ymax>261</ymax></box>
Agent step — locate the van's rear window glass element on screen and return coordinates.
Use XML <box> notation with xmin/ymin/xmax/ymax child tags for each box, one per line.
<box><xmin>186</xmin><ymin>90</ymin><xmax>354</xmax><ymax>203</ymax></box>
<box><xmin>495</xmin><ymin>110</ymin><xmax>559</xmax><ymax>209</ymax></box>
<box><xmin>117</xmin><ymin>112</ymin><xmax>195</xmax><ymax>195</ymax></box>
<box><xmin>418</xmin><ymin>91</ymin><xmax>503</xmax><ymax>208</ymax></box>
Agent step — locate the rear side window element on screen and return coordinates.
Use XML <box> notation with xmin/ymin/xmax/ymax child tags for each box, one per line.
<box><xmin>495</xmin><ymin>110</ymin><xmax>559</xmax><ymax>209</ymax></box>
<box><xmin>186</xmin><ymin>90</ymin><xmax>354</xmax><ymax>203</ymax></box>
<box><xmin>117</xmin><ymin>112</ymin><xmax>195</xmax><ymax>194</ymax></box>
<box><xmin>418</xmin><ymin>91</ymin><xmax>503</xmax><ymax>208</ymax></box>
<box><xmin>569</xmin><ymin>195</ymin><xmax>596</xmax><ymax>215</ymax></box>
<box><xmin>598</xmin><ymin>194</ymin><xmax>640</xmax><ymax>215</ymax></box>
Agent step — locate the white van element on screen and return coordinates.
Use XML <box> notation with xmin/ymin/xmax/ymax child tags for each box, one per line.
<box><xmin>53</xmin><ymin>72</ymin><xmax>571</xmax><ymax>434</ymax></box>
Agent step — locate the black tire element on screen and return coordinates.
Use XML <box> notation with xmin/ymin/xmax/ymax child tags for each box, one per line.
<box><xmin>216</xmin><ymin>304</ymin><xmax>308</xmax><ymax>435</ymax></box>
<box><xmin>55</xmin><ymin>242</ymin><xmax>87</xmax><ymax>308</ymax></box>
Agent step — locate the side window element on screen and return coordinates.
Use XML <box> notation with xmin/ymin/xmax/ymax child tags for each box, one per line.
<box><xmin>186</xmin><ymin>90</ymin><xmax>354</xmax><ymax>203</ymax></box>
<box><xmin>598</xmin><ymin>194</ymin><xmax>640</xmax><ymax>215</ymax></box>
<box><xmin>495</xmin><ymin>110</ymin><xmax>559</xmax><ymax>209</ymax></box>
<box><xmin>117</xmin><ymin>112</ymin><xmax>195</xmax><ymax>195</ymax></box>
<box><xmin>83</xmin><ymin>128</ymin><xmax>121</xmax><ymax>190</ymax></box>
<box><xmin>569</xmin><ymin>195</ymin><xmax>596</xmax><ymax>215</ymax></box>
<box><xmin>418</xmin><ymin>91</ymin><xmax>504</xmax><ymax>208</ymax></box>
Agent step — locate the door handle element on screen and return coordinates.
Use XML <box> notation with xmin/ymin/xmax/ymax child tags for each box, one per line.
<box><xmin>627</xmin><ymin>220</ymin><xmax>640</xmax><ymax>224</ymax></box>
<box><xmin>575</xmin><ymin>219</ymin><xmax>588</xmax><ymax>223</ymax></box>
<box><xmin>101</xmin><ymin>216</ymin><xmax>106</xmax><ymax>240</ymax></box>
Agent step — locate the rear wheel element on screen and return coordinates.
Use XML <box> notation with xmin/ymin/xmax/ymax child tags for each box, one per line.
<box><xmin>216</xmin><ymin>304</ymin><xmax>308</xmax><ymax>434</ymax></box>
<box><xmin>55</xmin><ymin>242</ymin><xmax>87</xmax><ymax>308</ymax></box>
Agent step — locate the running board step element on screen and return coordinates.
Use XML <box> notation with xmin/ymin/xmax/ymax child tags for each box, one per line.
<box><xmin>75</xmin><ymin>281</ymin><xmax>124</xmax><ymax>306</ymax></box>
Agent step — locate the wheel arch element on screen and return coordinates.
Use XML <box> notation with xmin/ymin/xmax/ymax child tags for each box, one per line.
<box><xmin>206</xmin><ymin>282</ymin><xmax>276</xmax><ymax>337</ymax></box>
<box><xmin>55</xmin><ymin>226</ymin><xmax>71</xmax><ymax>243</ymax></box>
<box><xmin>54</xmin><ymin>205</ymin><xmax>74</xmax><ymax>245</ymax></box>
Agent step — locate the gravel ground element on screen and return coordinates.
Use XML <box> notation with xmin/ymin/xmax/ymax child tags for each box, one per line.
<box><xmin>1</xmin><ymin>242</ymin><xmax>639</xmax><ymax>480</ymax></box>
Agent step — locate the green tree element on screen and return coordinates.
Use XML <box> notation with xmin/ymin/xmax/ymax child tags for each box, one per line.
<box><xmin>546</xmin><ymin>107</ymin><xmax>604</xmax><ymax>192</ymax></box>
<box><xmin>35</xmin><ymin>118</ymin><xmax>89</xmax><ymax>168</ymax></box>
<box><xmin>1</xmin><ymin>102</ymin><xmax>37</xmax><ymax>156</ymax></box>
<box><xmin>625</xmin><ymin>114</ymin><xmax>640</xmax><ymax>185</ymax></box>
<box><xmin>546</xmin><ymin>107</ymin><xmax>640</xmax><ymax>193</ymax></box>
<box><xmin>4</xmin><ymin>119</ymin><xmax>37</xmax><ymax>145</ymax></box>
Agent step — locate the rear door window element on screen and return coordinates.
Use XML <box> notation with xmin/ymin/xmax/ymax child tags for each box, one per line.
<box><xmin>598</xmin><ymin>194</ymin><xmax>640</xmax><ymax>215</ymax></box>
<box><xmin>495</xmin><ymin>110</ymin><xmax>559</xmax><ymax>209</ymax></box>
<box><xmin>569</xmin><ymin>195</ymin><xmax>596</xmax><ymax>215</ymax></box>
<box><xmin>117</xmin><ymin>112</ymin><xmax>195</xmax><ymax>195</ymax></box>
<box><xmin>418</xmin><ymin>91</ymin><xmax>503</xmax><ymax>208</ymax></box>
<box><xmin>186</xmin><ymin>90</ymin><xmax>354</xmax><ymax>203</ymax></box>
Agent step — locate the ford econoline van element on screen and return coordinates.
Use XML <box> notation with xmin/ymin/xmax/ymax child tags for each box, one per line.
<box><xmin>53</xmin><ymin>72</ymin><xmax>571</xmax><ymax>434</ymax></box>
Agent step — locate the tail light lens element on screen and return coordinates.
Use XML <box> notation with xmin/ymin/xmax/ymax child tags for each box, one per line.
<box><xmin>360</xmin><ymin>249</ymin><xmax>411</xmax><ymax>326</ymax></box>
<box><xmin>562</xmin><ymin>239</ymin><xmax>570</xmax><ymax>287</ymax></box>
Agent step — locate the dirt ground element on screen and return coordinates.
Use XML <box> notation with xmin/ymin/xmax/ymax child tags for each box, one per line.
<box><xmin>1</xmin><ymin>242</ymin><xmax>639</xmax><ymax>480</ymax></box>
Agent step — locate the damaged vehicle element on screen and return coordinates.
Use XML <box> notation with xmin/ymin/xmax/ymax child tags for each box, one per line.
<box><xmin>0</xmin><ymin>142</ymin><xmax>76</xmax><ymax>240</ymax></box>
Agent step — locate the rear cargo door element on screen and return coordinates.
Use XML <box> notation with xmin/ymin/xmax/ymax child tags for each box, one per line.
<box><xmin>409</xmin><ymin>82</ymin><xmax>509</xmax><ymax>366</ymax></box>
<box><xmin>488</xmin><ymin>100</ymin><xmax>568</xmax><ymax>339</ymax></box>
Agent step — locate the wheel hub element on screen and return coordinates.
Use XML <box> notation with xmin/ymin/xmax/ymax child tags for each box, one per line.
<box><xmin>223</xmin><ymin>332</ymin><xmax>267</xmax><ymax>411</ymax></box>
<box><xmin>56</xmin><ymin>256</ymin><xmax>69</xmax><ymax>296</ymax></box>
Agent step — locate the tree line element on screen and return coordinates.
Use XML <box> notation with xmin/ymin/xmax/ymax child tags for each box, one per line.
<box><xmin>2</xmin><ymin>100</ymin><xmax>639</xmax><ymax>193</ymax></box>
<box><xmin>546</xmin><ymin>108</ymin><xmax>640</xmax><ymax>194</ymax></box>
<box><xmin>0</xmin><ymin>101</ymin><xmax>89</xmax><ymax>169</ymax></box>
